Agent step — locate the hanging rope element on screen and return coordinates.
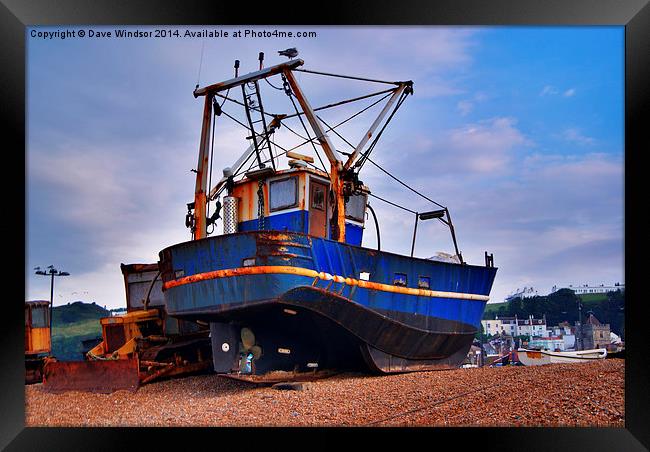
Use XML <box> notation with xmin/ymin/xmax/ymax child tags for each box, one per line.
<box><xmin>265</xmin><ymin>77</ymin><xmax>284</xmax><ymax>91</ymax></box>
<box><xmin>257</xmin><ymin>180</ymin><xmax>265</xmax><ymax>230</ymax></box>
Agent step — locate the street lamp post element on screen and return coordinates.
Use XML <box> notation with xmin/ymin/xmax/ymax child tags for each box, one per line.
<box><xmin>34</xmin><ymin>265</ymin><xmax>70</xmax><ymax>331</ymax></box>
<box><xmin>576</xmin><ymin>299</ymin><xmax>583</xmax><ymax>351</ymax></box>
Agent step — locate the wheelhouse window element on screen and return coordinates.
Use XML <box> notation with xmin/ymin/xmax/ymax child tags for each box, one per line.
<box><xmin>269</xmin><ymin>176</ymin><xmax>298</xmax><ymax>211</ymax></box>
<box><xmin>418</xmin><ymin>276</ymin><xmax>431</xmax><ymax>289</ymax></box>
<box><xmin>31</xmin><ymin>306</ymin><xmax>48</xmax><ymax>328</ymax></box>
<box><xmin>345</xmin><ymin>193</ymin><xmax>367</xmax><ymax>222</ymax></box>
<box><xmin>393</xmin><ymin>273</ymin><xmax>407</xmax><ymax>287</ymax></box>
<box><xmin>311</xmin><ymin>184</ymin><xmax>325</xmax><ymax>211</ymax></box>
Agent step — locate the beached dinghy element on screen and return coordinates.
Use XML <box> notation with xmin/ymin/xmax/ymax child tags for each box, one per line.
<box><xmin>517</xmin><ymin>348</ymin><xmax>607</xmax><ymax>366</ymax></box>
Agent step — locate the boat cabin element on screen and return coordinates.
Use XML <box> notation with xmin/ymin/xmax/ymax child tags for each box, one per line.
<box><xmin>231</xmin><ymin>166</ymin><xmax>368</xmax><ymax>246</ymax></box>
<box><xmin>25</xmin><ymin>300</ymin><xmax>51</xmax><ymax>355</ymax></box>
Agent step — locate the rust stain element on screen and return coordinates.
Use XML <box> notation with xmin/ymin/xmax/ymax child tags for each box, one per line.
<box><xmin>257</xmin><ymin>240</ymin><xmax>309</xmax><ymax>249</ymax></box>
<box><xmin>164</xmin><ymin>265</ymin><xmax>490</xmax><ymax>302</ymax></box>
<box><xmin>258</xmin><ymin>231</ymin><xmax>291</xmax><ymax>241</ymax></box>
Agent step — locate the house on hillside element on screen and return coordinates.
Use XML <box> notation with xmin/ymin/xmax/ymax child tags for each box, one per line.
<box><xmin>481</xmin><ymin>315</ymin><xmax>546</xmax><ymax>338</ymax></box>
<box><xmin>552</xmin><ymin>282</ymin><xmax>624</xmax><ymax>295</ymax></box>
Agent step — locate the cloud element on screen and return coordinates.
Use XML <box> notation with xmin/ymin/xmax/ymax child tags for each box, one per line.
<box><xmin>401</xmin><ymin>116</ymin><xmax>531</xmax><ymax>174</ymax></box>
<box><xmin>562</xmin><ymin>128</ymin><xmax>596</xmax><ymax>145</ymax></box>
<box><xmin>456</xmin><ymin>100</ymin><xmax>474</xmax><ymax>116</ymax></box>
<box><xmin>540</xmin><ymin>85</ymin><xmax>559</xmax><ymax>96</ymax></box>
<box><xmin>449</xmin><ymin>118</ymin><xmax>529</xmax><ymax>172</ymax></box>
<box><xmin>540</xmin><ymin>85</ymin><xmax>576</xmax><ymax>98</ymax></box>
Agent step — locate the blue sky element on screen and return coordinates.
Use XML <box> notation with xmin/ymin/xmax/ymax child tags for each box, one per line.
<box><xmin>26</xmin><ymin>26</ymin><xmax>624</xmax><ymax>309</ymax></box>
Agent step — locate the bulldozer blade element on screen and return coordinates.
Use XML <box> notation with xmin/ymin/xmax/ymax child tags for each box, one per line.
<box><xmin>43</xmin><ymin>358</ymin><xmax>140</xmax><ymax>393</ymax></box>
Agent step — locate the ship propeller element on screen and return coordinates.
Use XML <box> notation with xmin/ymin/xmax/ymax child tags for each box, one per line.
<box><xmin>240</xmin><ymin>327</ymin><xmax>263</xmax><ymax>361</ymax></box>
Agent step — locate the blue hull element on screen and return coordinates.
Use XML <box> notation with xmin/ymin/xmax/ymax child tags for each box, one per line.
<box><xmin>158</xmin><ymin>231</ymin><xmax>497</xmax><ymax>373</ymax></box>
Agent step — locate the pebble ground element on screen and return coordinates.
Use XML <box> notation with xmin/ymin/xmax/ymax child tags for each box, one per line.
<box><xmin>25</xmin><ymin>359</ymin><xmax>624</xmax><ymax>427</ymax></box>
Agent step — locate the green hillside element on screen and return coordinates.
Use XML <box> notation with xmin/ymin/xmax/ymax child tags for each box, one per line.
<box><xmin>50</xmin><ymin>301</ymin><xmax>108</xmax><ymax>361</ymax></box>
<box><xmin>484</xmin><ymin>302</ymin><xmax>508</xmax><ymax>314</ymax></box>
<box><xmin>53</xmin><ymin>301</ymin><xmax>110</xmax><ymax>324</ymax></box>
<box><xmin>578</xmin><ymin>293</ymin><xmax>608</xmax><ymax>303</ymax></box>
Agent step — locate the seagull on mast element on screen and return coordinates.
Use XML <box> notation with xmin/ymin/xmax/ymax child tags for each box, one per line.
<box><xmin>278</xmin><ymin>48</ymin><xmax>298</xmax><ymax>59</ymax></box>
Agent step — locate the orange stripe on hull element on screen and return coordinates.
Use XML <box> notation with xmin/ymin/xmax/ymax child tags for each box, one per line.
<box><xmin>163</xmin><ymin>265</ymin><xmax>490</xmax><ymax>302</ymax></box>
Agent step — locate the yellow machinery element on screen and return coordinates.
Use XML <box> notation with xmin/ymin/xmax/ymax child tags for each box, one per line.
<box><xmin>25</xmin><ymin>300</ymin><xmax>52</xmax><ymax>384</ymax></box>
<box><xmin>42</xmin><ymin>264</ymin><xmax>212</xmax><ymax>393</ymax></box>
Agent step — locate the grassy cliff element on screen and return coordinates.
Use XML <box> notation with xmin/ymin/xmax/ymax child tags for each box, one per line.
<box><xmin>50</xmin><ymin>302</ymin><xmax>109</xmax><ymax>361</ymax></box>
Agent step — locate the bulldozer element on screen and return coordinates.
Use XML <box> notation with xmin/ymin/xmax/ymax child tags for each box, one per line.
<box><xmin>25</xmin><ymin>300</ymin><xmax>52</xmax><ymax>384</ymax></box>
<box><xmin>42</xmin><ymin>263</ymin><xmax>213</xmax><ymax>393</ymax></box>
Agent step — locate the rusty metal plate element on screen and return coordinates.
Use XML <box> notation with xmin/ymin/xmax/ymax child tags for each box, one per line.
<box><xmin>43</xmin><ymin>358</ymin><xmax>140</xmax><ymax>393</ymax></box>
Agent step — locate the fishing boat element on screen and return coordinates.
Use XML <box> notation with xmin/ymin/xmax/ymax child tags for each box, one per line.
<box><xmin>157</xmin><ymin>55</ymin><xmax>498</xmax><ymax>375</ymax></box>
<box><xmin>516</xmin><ymin>348</ymin><xmax>607</xmax><ymax>366</ymax></box>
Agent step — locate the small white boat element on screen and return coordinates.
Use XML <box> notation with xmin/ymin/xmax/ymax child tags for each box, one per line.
<box><xmin>516</xmin><ymin>348</ymin><xmax>607</xmax><ymax>366</ymax></box>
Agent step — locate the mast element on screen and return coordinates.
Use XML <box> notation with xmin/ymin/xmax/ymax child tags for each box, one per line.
<box><xmin>192</xmin><ymin>93</ymin><xmax>214</xmax><ymax>240</ymax></box>
<box><xmin>191</xmin><ymin>60</ymin><xmax>303</xmax><ymax>240</ymax></box>
<box><xmin>191</xmin><ymin>58</ymin><xmax>410</xmax><ymax>244</ymax></box>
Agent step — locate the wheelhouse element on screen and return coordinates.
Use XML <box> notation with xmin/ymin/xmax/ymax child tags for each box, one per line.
<box><xmin>232</xmin><ymin>166</ymin><xmax>369</xmax><ymax>246</ymax></box>
<box><xmin>25</xmin><ymin>300</ymin><xmax>51</xmax><ymax>355</ymax></box>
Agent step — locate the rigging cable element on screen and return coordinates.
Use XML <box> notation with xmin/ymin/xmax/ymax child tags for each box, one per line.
<box><xmin>279</xmin><ymin>91</ymin><xmax>394</xmax><ymax>166</ymax></box>
<box><xmin>355</xmin><ymin>89</ymin><xmax>409</xmax><ymax>172</ymax></box>
<box><xmin>215</xmin><ymin>87</ymin><xmax>394</xmax><ymax>129</ymax></box>
<box><xmin>195</xmin><ymin>39</ymin><xmax>205</xmax><ymax>88</ymax></box>
<box><xmin>222</xmin><ymin>90</ymin><xmax>390</xmax><ymax>181</ymax></box>
<box><xmin>281</xmin><ymin>73</ymin><xmax>329</xmax><ymax>173</ymax></box>
<box><xmin>364</xmin><ymin>156</ymin><xmax>446</xmax><ymax>210</ymax></box>
<box><xmin>281</xmin><ymin>88</ymin><xmax>397</xmax><ymax>120</ymax></box>
<box><xmin>294</xmin><ymin>68</ymin><xmax>400</xmax><ymax>86</ymax></box>
<box><xmin>367</xmin><ymin>192</ymin><xmax>417</xmax><ymax>215</ymax></box>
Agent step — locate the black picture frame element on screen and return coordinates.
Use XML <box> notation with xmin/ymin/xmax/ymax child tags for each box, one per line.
<box><xmin>2</xmin><ymin>0</ymin><xmax>646</xmax><ymax>450</ymax></box>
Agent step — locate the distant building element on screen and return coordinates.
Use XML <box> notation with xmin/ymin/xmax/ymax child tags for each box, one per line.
<box><xmin>481</xmin><ymin>315</ymin><xmax>546</xmax><ymax>338</ymax></box>
<box><xmin>579</xmin><ymin>313</ymin><xmax>611</xmax><ymax>350</ymax></box>
<box><xmin>552</xmin><ymin>282</ymin><xmax>624</xmax><ymax>295</ymax></box>
<box><xmin>548</xmin><ymin>321</ymin><xmax>573</xmax><ymax>337</ymax></box>
<box><xmin>505</xmin><ymin>286</ymin><xmax>538</xmax><ymax>302</ymax></box>
<box><xmin>516</xmin><ymin>316</ymin><xmax>547</xmax><ymax>338</ymax></box>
